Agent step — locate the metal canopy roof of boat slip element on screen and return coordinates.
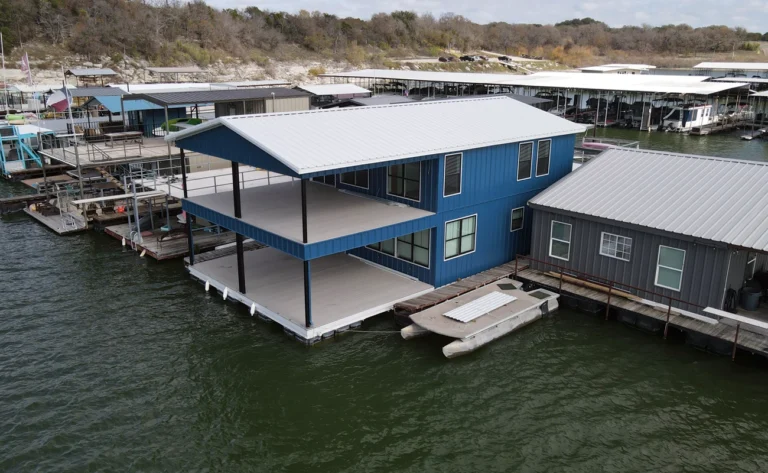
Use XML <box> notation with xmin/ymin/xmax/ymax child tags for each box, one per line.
<box><xmin>321</xmin><ymin>69</ymin><xmax>748</xmax><ymax>95</ymax></box>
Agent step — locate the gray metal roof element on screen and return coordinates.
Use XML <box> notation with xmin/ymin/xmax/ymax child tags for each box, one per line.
<box><xmin>167</xmin><ymin>96</ymin><xmax>586</xmax><ymax>175</ymax></box>
<box><xmin>68</xmin><ymin>87</ymin><xmax>125</xmax><ymax>98</ymax></box>
<box><xmin>122</xmin><ymin>88</ymin><xmax>309</xmax><ymax>106</ymax></box>
<box><xmin>349</xmin><ymin>96</ymin><xmax>416</xmax><ymax>106</ymax></box>
<box><xmin>529</xmin><ymin>148</ymin><xmax>768</xmax><ymax>252</ymax></box>
<box><xmin>65</xmin><ymin>68</ymin><xmax>117</xmax><ymax>76</ymax></box>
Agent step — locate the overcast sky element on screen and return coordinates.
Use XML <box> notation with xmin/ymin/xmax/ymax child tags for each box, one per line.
<box><xmin>205</xmin><ymin>0</ymin><xmax>768</xmax><ymax>32</ymax></box>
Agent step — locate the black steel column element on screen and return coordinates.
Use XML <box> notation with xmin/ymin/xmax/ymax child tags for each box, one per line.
<box><xmin>233</xmin><ymin>162</ymin><xmax>246</xmax><ymax>293</ymax></box>
<box><xmin>301</xmin><ymin>178</ymin><xmax>312</xmax><ymax>327</ymax></box>
<box><xmin>186</xmin><ymin>213</ymin><xmax>195</xmax><ymax>265</ymax></box>
<box><xmin>179</xmin><ymin>148</ymin><xmax>188</xmax><ymax>199</ymax></box>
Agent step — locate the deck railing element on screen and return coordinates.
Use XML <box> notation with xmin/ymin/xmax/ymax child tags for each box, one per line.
<box><xmin>515</xmin><ymin>254</ymin><xmax>705</xmax><ymax>339</ymax></box>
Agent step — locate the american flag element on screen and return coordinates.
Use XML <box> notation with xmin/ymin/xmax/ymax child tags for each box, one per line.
<box><xmin>20</xmin><ymin>52</ymin><xmax>32</xmax><ymax>85</ymax></box>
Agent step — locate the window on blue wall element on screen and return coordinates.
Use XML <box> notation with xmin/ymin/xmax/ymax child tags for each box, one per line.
<box><xmin>518</xmin><ymin>142</ymin><xmax>533</xmax><ymax>181</ymax></box>
<box><xmin>367</xmin><ymin>239</ymin><xmax>395</xmax><ymax>256</ymax></box>
<box><xmin>397</xmin><ymin>229</ymin><xmax>430</xmax><ymax>267</ymax></box>
<box><xmin>510</xmin><ymin>207</ymin><xmax>524</xmax><ymax>232</ymax></box>
<box><xmin>312</xmin><ymin>174</ymin><xmax>335</xmax><ymax>186</ymax></box>
<box><xmin>444</xmin><ymin>153</ymin><xmax>462</xmax><ymax>196</ymax></box>
<box><xmin>536</xmin><ymin>139</ymin><xmax>551</xmax><ymax>177</ymax></box>
<box><xmin>445</xmin><ymin>215</ymin><xmax>476</xmax><ymax>260</ymax></box>
<box><xmin>388</xmin><ymin>162</ymin><xmax>420</xmax><ymax>201</ymax></box>
<box><xmin>340</xmin><ymin>170</ymin><xmax>369</xmax><ymax>189</ymax></box>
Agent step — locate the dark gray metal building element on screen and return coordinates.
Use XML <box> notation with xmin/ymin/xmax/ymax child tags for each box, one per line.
<box><xmin>528</xmin><ymin>148</ymin><xmax>768</xmax><ymax>315</ymax></box>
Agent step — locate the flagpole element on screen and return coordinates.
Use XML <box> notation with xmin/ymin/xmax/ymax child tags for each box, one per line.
<box><xmin>1</xmin><ymin>32</ymin><xmax>8</xmax><ymax>111</ymax></box>
<box><xmin>62</xmin><ymin>66</ymin><xmax>84</xmax><ymax>199</ymax></box>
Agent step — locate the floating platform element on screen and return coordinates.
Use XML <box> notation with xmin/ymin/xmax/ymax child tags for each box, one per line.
<box><xmin>104</xmin><ymin>222</ymin><xmax>235</xmax><ymax>260</ymax></box>
<box><xmin>516</xmin><ymin>267</ymin><xmax>768</xmax><ymax>360</ymax></box>
<box><xmin>23</xmin><ymin>206</ymin><xmax>87</xmax><ymax>235</ymax></box>
<box><xmin>187</xmin><ymin>247</ymin><xmax>434</xmax><ymax>343</ymax></box>
<box><xmin>402</xmin><ymin>278</ymin><xmax>559</xmax><ymax>358</ymax></box>
<box><xmin>689</xmin><ymin>118</ymin><xmax>752</xmax><ymax>136</ymax></box>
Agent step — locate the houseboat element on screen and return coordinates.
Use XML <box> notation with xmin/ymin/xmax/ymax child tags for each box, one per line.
<box><xmin>661</xmin><ymin>103</ymin><xmax>716</xmax><ymax>132</ymax></box>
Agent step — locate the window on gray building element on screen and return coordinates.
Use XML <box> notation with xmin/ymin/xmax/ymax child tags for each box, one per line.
<box><xmin>655</xmin><ymin>246</ymin><xmax>685</xmax><ymax>291</ymax></box>
<box><xmin>388</xmin><ymin>162</ymin><xmax>421</xmax><ymax>201</ymax></box>
<box><xmin>600</xmin><ymin>232</ymin><xmax>632</xmax><ymax>261</ymax></box>
<box><xmin>536</xmin><ymin>139</ymin><xmax>551</xmax><ymax>177</ymax></box>
<box><xmin>510</xmin><ymin>207</ymin><xmax>524</xmax><ymax>232</ymax></box>
<box><xmin>445</xmin><ymin>215</ymin><xmax>476</xmax><ymax>260</ymax></box>
<box><xmin>518</xmin><ymin>142</ymin><xmax>533</xmax><ymax>181</ymax></box>
<box><xmin>549</xmin><ymin>221</ymin><xmax>572</xmax><ymax>261</ymax></box>
<box><xmin>340</xmin><ymin>170</ymin><xmax>369</xmax><ymax>189</ymax></box>
<box><xmin>444</xmin><ymin>153</ymin><xmax>462</xmax><ymax>196</ymax></box>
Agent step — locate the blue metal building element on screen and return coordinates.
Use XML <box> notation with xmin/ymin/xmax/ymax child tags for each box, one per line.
<box><xmin>167</xmin><ymin>97</ymin><xmax>585</xmax><ymax>340</ymax></box>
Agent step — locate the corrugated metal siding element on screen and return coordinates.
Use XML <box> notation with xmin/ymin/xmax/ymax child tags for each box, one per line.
<box><xmin>432</xmin><ymin>191</ymin><xmax>539</xmax><ymax>287</ymax></box>
<box><xmin>437</xmin><ymin>134</ymin><xmax>575</xmax><ymax>213</ymax></box>
<box><xmin>530</xmin><ymin>209</ymin><xmax>730</xmax><ymax>313</ymax></box>
<box><xmin>266</xmin><ymin>97</ymin><xmax>311</xmax><ymax>113</ymax></box>
<box><xmin>336</xmin><ymin>157</ymin><xmax>439</xmax><ymax>212</ymax></box>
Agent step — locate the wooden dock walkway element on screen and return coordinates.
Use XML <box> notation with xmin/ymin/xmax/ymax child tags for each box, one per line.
<box><xmin>516</xmin><ymin>268</ymin><xmax>768</xmax><ymax>358</ymax></box>
<box><xmin>394</xmin><ymin>260</ymin><xmax>527</xmax><ymax>314</ymax></box>
<box><xmin>104</xmin><ymin>223</ymin><xmax>237</xmax><ymax>260</ymax></box>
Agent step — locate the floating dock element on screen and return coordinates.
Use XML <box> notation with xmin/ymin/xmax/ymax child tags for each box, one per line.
<box><xmin>516</xmin><ymin>266</ymin><xmax>768</xmax><ymax>360</ymax></box>
<box><xmin>402</xmin><ymin>278</ymin><xmax>559</xmax><ymax>358</ymax></box>
<box><xmin>104</xmin><ymin>222</ymin><xmax>235</xmax><ymax>260</ymax></box>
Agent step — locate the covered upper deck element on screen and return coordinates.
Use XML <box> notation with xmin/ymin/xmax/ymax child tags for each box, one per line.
<box><xmin>184</xmin><ymin>180</ymin><xmax>436</xmax><ymax>260</ymax></box>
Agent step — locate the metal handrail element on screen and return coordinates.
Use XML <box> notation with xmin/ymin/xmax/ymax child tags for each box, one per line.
<box><xmin>515</xmin><ymin>254</ymin><xmax>705</xmax><ymax>338</ymax></box>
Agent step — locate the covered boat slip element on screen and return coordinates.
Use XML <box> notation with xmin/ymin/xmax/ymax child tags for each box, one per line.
<box><xmin>189</xmin><ymin>247</ymin><xmax>433</xmax><ymax>341</ymax></box>
<box><xmin>184</xmin><ymin>180</ymin><xmax>435</xmax><ymax>257</ymax></box>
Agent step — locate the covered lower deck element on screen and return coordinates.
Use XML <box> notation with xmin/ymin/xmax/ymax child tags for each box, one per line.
<box><xmin>188</xmin><ymin>247</ymin><xmax>434</xmax><ymax>342</ymax></box>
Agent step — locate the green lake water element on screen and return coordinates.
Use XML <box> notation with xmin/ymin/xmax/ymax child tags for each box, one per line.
<box><xmin>1</xmin><ymin>133</ymin><xmax>768</xmax><ymax>472</ymax></box>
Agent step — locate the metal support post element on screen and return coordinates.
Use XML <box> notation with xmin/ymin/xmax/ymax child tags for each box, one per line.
<box><xmin>232</xmin><ymin>161</ymin><xmax>246</xmax><ymax>294</ymax></box>
<box><xmin>179</xmin><ymin>148</ymin><xmax>188</xmax><ymax>199</ymax></box>
<box><xmin>304</xmin><ymin>260</ymin><xmax>313</xmax><ymax>328</ymax></box>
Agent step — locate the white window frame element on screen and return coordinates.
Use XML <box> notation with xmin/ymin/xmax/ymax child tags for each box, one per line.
<box><xmin>535</xmin><ymin>139</ymin><xmax>551</xmax><ymax>177</ymax></box>
<box><xmin>386</xmin><ymin>161</ymin><xmax>421</xmax><ymax>202</ymax></box>
<box><xmin>517</xmin><ymin>141</ymin><xmax>534</xmax><ymax>182</ymax></box>
<box><xmin>599</xmin><ymin>232</ymin><xmax>632</xmax><ymax>262</ymax></box>
<box><xmin>443</xmin><ymin>152</ymin><xmax>463</xmax><ymax>197</ymax></box>
<box><xmin>366</xmin><ymin>230</ymin><xmax>431</xmax><ymax>269</ymax></box>
<box><xmin>654</xmin><ymin>245</ymin><xmax>686</xmax><ymax>292</ymax></box>
<box><xmin>510</xmin><ymin>207</ymin><xmax>524</xmax><ymax>232</ymax></box>
<box><xmin>443</xmin><ymin>214</ymin><xmax>478</xmax><ymax>261</ymax></box>
<box><xmin>548</xmin><ymin>220</ymin><xmax>572</xmax><ymax>261</ymax></box>
<box><xmin>340</xmin><ymin>169</ymin><xmax>369</xmax><ymax>190</ymax></box>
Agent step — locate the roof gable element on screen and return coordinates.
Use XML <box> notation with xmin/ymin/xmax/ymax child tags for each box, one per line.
<box><xmin>168</xmin><ymin>96</ymin><xmax>586</xmax><ymax>175</ymax></box>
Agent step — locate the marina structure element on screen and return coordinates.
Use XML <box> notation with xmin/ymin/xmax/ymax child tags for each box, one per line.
<box><xmin>294</xmin><ymin>83</ymin><xmax>371</xmax><ymax>107</ymax></box>
<box><xmin>321</xmin><ymin>69</ymin><xmax>750</xmax><ymax>131</ymax></box>
<box><xmin>693</xmin><ymin>62</ymin><xmax>768</xmax><ymax>78</ymax></box>
<box><xmin>167</xmin><ymin>96</ymin><xmax>585</xmax><ymax>342</ymax></box>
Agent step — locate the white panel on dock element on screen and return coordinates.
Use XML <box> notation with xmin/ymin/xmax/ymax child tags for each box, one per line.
<box><xmin>443</xmin><ymin>292</ymin><xmax>517</xmax><ymax>323</ymax></box>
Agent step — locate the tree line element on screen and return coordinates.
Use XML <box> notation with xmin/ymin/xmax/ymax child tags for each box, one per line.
<box><xmin>1</xmin><ymin>0</ymin><xmax>766</xmax><ymax>66</ymax></box>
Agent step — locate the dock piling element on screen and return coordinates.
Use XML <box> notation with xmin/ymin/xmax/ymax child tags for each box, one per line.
<box><xmin>663</xmin><ymin>298</ymin><xmax>672</xmax><ymax>339</ymax></box>
<box><xmin>605</xmin><ymin>285</ymin><xmax>612</xmax><ymax>320</ymax></box>
<box><xmin>732</xmin><ymin>323</ymin><xmax>741</xmax><ymax>362</ymax></box>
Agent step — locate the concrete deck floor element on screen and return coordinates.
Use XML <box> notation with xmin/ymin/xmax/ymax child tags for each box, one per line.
<box><xmin>187</xmin><ymin>180</ymin><xmax>434</xmax><ymax>244</ymax></box>
<box><xmin>188</xmin><ymin>247</ymin><xmax>434</xmax><ymax>340</ymax></box>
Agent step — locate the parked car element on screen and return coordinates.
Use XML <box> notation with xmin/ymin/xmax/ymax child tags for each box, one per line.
<box><xmin>459</xmin><ymin>55</ymin><xmax>474</xmax><ymax>62</ymax></box>
<box><xmin>438</xmin><ymin>56</ymin><xmax>449</xmax><ymax>62</ymax></box>
<box><xmin>498</xmin><ymin>56</ymin><xmax>511</xmax><ymax>62</ymax></box>
<box><xmin>478</xmin><ymin>55</ymin><xmax>489</xmax><ymax>61</ymax></box>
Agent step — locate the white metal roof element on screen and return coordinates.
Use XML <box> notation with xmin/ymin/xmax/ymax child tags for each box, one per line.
<box><xmin>579</xmin><ymin>64</ymin><xmax>656</xmax><ymax>72</ymax></box>
<box><xmin>751</xmin><ymin>90</ymin><xmax>768</xmax><ymax>97</ymax></box>
<box><xmin>10</xmin><ymin>84</ymin><xmax>74</xmax><ymax>93</ymax></box>
<box><xmin>167</xmin><ymin>96</ymin><xmax>586</xmax><ymax>175</ymax></box>
<box><xmin>109</xmin><ymin>83</ymin><xmax>213</xmax><ymax>93</ymax></box>
<box><xmin>714</xmin><ymin>77</ymin><xmax>768</xmax><ymax>84</ymax></box>
<box><xmin>294</xmin><ymin>83</ymin><xmax>371</xmax><ymax>96</ymax></box>
<box><xmin>530</xmin><ymin>148</ymin><xmax>768</xmax><ymax>252</ymax></box>
<box><xmin>322</xmin><ymin>69</ymin><xmax>745</xmax><ymax>95</ymax></box>
<box><xmin>694</xmin><ymin>62</ymin><xmax>768</xmax><ymax>71</ymax></box>
<box><xmin>210</xmin><ymin>80</ymin><xmax>291</xmax><ymax>88</ymax></box>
